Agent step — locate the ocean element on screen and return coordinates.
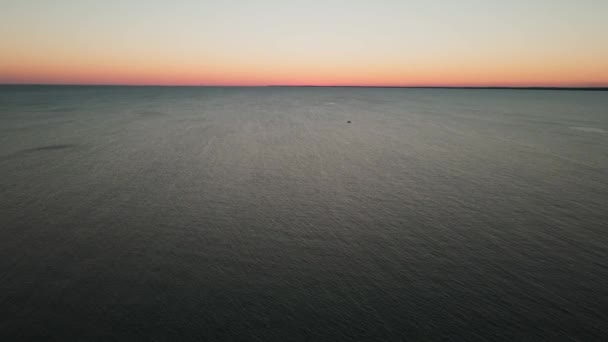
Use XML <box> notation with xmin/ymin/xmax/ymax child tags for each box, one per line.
<box><xmin>1</xmin><ymin>86</ymin><xmax>607</xmax><ymax>340</ymax></box>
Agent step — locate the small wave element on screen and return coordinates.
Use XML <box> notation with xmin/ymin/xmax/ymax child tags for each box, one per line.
<box><xmin>136</xmin><ymin>109</ymin><xmax>166</xmax><ymax>117</ymax></box>
<box><xmin>570</xmin><ymin>127</ymin><xmax>606</xmax><ymax>133</ymax></box>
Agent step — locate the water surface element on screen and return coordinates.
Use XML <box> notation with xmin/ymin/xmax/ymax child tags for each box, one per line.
<box><xmin>1</xmin><ymin>86</ymin><xmax>607</xmax><ymax>340</ymax></box>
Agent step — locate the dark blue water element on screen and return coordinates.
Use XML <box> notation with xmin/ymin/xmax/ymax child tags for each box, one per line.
<box><xmin>1</xmin><ymin>86</ymin><xmax>607</xmax><ymax>340</ymax></box>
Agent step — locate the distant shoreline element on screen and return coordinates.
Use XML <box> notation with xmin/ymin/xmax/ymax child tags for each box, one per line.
<box><xmin>1</xmin><ymin>84</ymin><xmax>607</xmax><ymax>91</ymax></box>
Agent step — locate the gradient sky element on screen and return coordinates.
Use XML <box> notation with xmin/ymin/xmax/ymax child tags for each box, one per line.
<box><xmin>1</xmin><ymin>0</ymin><xmax>607</xmax><ymax>86</ymax></box>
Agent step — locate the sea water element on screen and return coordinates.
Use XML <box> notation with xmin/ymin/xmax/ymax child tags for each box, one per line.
<box><xmin>1</xmin><ymin>86</ymin><xmax>607</xmax><ymax>340</ymax></box>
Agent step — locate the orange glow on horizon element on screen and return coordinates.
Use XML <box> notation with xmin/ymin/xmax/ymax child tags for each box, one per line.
<box><xmin>3</xmin><ymin>57</ymin><xmax>607</xmax><ymax>87</ymax></box>
<box><xmin>3</xmin><ymin>44</ymin><xmax>607</xmax><ymax>87</ymax></box>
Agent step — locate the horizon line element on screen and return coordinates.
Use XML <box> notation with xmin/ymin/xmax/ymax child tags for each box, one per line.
<box><xmin>1</xmin><ymin>83</ymin><xmax>607</xmax><ymax>91</ymax></box>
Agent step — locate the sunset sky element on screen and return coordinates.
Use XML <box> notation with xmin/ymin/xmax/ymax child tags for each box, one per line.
<box><xmin>2</xmin><ymin>0</ymin><xmax>607</xmax><ymax>86</ymax></box>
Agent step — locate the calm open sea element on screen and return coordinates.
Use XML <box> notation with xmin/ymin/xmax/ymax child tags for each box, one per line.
<box><xmin>1</xmin><ymin>86</ymin><xmax>607</xmax><ymax>340</ymax></box>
